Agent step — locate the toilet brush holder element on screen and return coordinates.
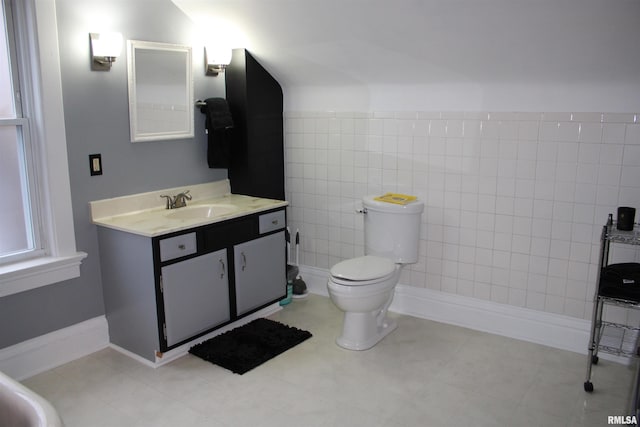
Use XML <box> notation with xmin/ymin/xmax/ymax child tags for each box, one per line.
<box><xmin>292</xmin><ymin>276</ymin><xmax>308</xmax><ymax>298</ymax></box>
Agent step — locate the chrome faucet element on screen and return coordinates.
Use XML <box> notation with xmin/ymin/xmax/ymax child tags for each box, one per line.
<box><xmin>160</xmin><ymin>190</ymin><xmax>192</xmax><ymax>209</ymax></box>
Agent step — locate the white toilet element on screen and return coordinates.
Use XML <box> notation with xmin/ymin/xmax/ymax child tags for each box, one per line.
<box><xmin>327</xmin><ymin>195</ymin><xmax>424</xmax><ymax>350</ymax></box>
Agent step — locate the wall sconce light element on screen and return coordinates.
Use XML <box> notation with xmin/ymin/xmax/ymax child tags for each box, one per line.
<box><xmin>205</xmin><ymin>46</ymin><xmax>232</xmax><ymax>76</ymax></box>
<box><xmin>90</xmin><ymin>32</ymin><xmax>123</xmax><ymax>71</ymax></box>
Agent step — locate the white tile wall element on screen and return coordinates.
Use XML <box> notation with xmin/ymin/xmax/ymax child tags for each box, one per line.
<box><xmin>284</xmin><ymin>111</ymin><xmax>640</xmax><ymax>320</ymax></box>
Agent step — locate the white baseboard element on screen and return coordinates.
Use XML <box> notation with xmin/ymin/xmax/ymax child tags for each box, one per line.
<box><xmin>392</xmin><ymin>284</ymin><xmax>590</xmax><ymax>354</ymax></box>
<box><xmin>299</xmin><ymin>265</ymin><xmax>620</xmax><ymax>361</ymax></box>
<box><xmin>299</xmin><ymin>266</ymin><xmax>329</xmax><ymax>297</ymax></box>
<box><xmin>0</xmin><ymin>316</ymin><xmax>109</xmax><ymax>381</ymax></box>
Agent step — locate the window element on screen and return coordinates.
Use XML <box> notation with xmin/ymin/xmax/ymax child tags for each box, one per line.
<box><xmin>1</xmin><ymin>0</ymin><xmax>42</xmax><ymax>264</ymax></box>
<box><xmin>0</xmin><ymin>0</ymin><xmax>85</xmax><ymax>297</ymax></box>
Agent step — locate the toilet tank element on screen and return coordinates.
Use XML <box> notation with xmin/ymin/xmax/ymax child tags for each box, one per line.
<box><xmin>362</xmin><ymin>196</ymin><xmax>424</xmax><ymax>264</ymax></box>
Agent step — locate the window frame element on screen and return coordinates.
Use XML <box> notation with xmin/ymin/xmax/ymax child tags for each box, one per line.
<box><xmin>1</xmin><ymin>0</ymin><xmax>44</xmax><ymax>265</ymax></box>
<box><xmin>0</xmin><ymin>0</ymin><xmax>86</xmax><ymax>297</ymax></box>
<box><xmin>0</xmin><ymin>118</ymin><xmax>44</xmax><ymax>264</ymax></box>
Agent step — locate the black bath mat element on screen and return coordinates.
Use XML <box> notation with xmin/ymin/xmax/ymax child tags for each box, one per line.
<box><xmin>189</xmin><ymin>318</ymin><xmax>312</xmax><ymax>374</ymax></box>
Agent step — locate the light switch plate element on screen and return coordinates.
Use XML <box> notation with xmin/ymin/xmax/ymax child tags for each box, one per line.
<box><xmin>89</xmin><ymin>154</ymin><xmax>102</xmax><ymax>176</ymax></box>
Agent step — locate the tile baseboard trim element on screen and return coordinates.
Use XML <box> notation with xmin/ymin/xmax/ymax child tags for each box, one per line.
<box><xmin>0</xmin><ymin>316</ymin><xmax>109</xmax><ymax>380</ymax></box>
<box><xmin>299</xmin><ymin>265</ymin><xmax>627</xmax><ymax>364</ymax></box>
<box><xmin>392</xmin><ymin>284</ymin><xmax>589</xmax><ymax>354</ymax></box>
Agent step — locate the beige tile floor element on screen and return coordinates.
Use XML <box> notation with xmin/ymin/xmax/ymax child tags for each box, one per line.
<box><xmin>23</xmin><ymin>295</ymin><xmax>636</xmax><ymax>427</ymax></box>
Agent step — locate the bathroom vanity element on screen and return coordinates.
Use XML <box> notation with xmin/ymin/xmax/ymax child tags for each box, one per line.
<box><xmin>90</xmin><ymin>180</ymin><xmax>288</xmax><ymax>362</ymax></box>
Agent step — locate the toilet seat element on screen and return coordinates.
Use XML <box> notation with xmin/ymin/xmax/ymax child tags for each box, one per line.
<box><xmin>329</xmin><ymin>255</ymin><xmax>396</xmax><ymax>286</ymax></box>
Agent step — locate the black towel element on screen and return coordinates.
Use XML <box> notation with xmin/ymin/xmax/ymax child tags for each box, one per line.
<box><xmin>201</xmin><ymin>98</ymin><xmax>234</xmax><ymax>168</ymax></box>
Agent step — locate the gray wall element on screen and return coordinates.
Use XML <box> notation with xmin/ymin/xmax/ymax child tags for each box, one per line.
<box><xmin>0</xmin><ymin>0</ymin><xmax>226</xmax><ymax>348</ymax></box>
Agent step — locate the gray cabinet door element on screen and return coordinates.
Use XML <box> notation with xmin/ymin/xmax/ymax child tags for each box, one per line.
<box><xmin>161</xmin><ymin>249</ymin><xmax>230</xmax><ymax>346</ymax></box>
<box><xmin>234</xmin><ymin>231</ymin><xmax>286</xmax><ymax>316</ymax></box>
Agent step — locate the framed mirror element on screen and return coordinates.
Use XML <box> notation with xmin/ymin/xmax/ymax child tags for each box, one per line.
<box><xmin>127</xmin><ymin>40</ymin><xmax>194</xmax><ymax>142</ymax></box>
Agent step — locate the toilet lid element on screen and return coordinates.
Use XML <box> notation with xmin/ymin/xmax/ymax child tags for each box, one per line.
<box><xmin>330</xmin><ymin>255</ymin><xmax>396</xmax><ymax>282</ymax></box>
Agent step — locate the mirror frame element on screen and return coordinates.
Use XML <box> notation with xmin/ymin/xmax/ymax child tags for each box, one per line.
<box><xmin>126</xmin><ymin>40</ymin><xmax>194</xmax><ymax>142</ymax></box>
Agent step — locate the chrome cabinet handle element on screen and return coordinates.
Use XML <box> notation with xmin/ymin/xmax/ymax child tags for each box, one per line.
<box><xmin>219</xmin><ymin>259</ymin><xmax>225</xmax><ymax>279</ymax></box>
<box><xmin>241</xmin><ymin>252</ymin><xmax>247</xmax><ymax>271</ymax></box>
<box><xmin>178</xmin><ymin>244</ymin><xmax>186</xmax><ymax>250</ymax></box>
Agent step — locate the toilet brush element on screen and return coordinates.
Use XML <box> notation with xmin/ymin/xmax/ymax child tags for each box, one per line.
<box><xmin>292</xmin><ymin>229</ymin><xmax>308</xmax><ymax>298</ymax></box>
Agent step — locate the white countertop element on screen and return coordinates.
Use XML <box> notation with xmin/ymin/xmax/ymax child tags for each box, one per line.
<box><xmin>90</xmin><ymin>180</ymin><xmax>288</xmax><ymax>237</ymax></box>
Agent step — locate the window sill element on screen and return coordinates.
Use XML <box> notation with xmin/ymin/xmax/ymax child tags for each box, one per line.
<box><xmin>0</xmin><ymin>253</ymin><xmax>87</xmax><ymax>297</ymax></box>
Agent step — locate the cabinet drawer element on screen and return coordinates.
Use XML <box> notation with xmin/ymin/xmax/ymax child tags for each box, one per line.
<box><xmin>259</xmin><ymin>210</ymin><xmax>285</xmax><ymax>234</ymax></box>
<box><xmin>159</xmin><ymin>232</ymin><xmax>197</xmax><ymax>262</ymax></box>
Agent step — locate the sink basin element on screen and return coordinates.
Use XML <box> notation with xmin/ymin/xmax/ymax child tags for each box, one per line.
<box><xmin>165</xmin><ymin>204</ymin><xmax>238</xmax><ymax>220</ymax></box>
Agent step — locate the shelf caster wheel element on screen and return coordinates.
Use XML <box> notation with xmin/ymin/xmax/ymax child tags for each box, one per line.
<box><xmin>591</xmin><ymin>355</ymin><xmax>599</xmax><ymax>365</ymax></box>
<box><xmin>584</xmin><ymin>381</ymin><xmax>594</xmax><ymax>392</ymax></box>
